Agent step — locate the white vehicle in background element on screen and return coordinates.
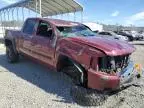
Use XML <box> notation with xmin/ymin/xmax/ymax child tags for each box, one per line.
<box><xmin>131</xmin><ymin>31</ymin><xmax>143</xmax><ymax>40</ymax></box>
<box><xmin>83</xmin><ymin>22</ymin><xmax>103</xmax><ymax>33</ymax></box>
<box><xmin>140</xmin><ymin>32</ymin><xmax>144</xmax><ymax>40</ymax></box>
<box><xmin>98</xmin><ymin>31</ymin><xmax>128</xmax><ymax>41</ymax></box>
<box><xmin>123</xmin><ymin>30</ymin><xmax>143</xmax><ymax>40</ymax></box>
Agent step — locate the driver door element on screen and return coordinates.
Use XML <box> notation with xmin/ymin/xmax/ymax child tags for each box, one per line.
<box><xmin>31</xmin><ymin>20</ymin><xmax>56</xmax><ymax>66</ymax></box>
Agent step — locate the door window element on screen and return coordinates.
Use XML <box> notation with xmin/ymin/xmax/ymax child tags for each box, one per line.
<box><xmin>36</xmin><ymin>21</ymin><xmax>53</xmax><ymax>38</ymax></box>
<box><xmin>23</xmin><ymin>19</ymin><xmax>36</xmax><ymax>35</ymax></box>
<box><xmin>107</xmin><ymin>32</ymin><xmax>112</xmax><ymax>36</ymax></box>
<box><xmin>99</xmin><ymin>32</ymin><xmax>106</xmax><ymax>35</ymax></box>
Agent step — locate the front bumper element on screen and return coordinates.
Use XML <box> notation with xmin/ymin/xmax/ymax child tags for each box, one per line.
<box><xmin>87</xmin><ymin>62</ymin><xmax>143</xmax><ymax>91</ymax></box>
<box><xmin>88</xmin><ymin>69</ymin><xmax>120</xmax><ymax>90</ymax></box>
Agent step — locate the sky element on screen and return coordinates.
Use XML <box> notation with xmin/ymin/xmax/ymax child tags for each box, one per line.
<box><xmin>1</xmin><ymin>0</ymin><xmax>144</xmax><ymax>26</ymax></box>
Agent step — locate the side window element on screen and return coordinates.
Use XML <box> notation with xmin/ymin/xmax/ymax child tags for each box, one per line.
<box><xmin>36</xmin><ymin>21</ymin><xmax>53</xmax><ymax>38</ymax></box>
<box><xmin>99</xmin><ymin>32</ymin><xmax>105</xmax><ymax>35</ymax></box>
<box><xmin>23</xmin><ymin>19</ymin><xmax>36</xmax><ymax>35</ymax></box>
<box><xmin>104</xmin><ymin>32</ymin><xmax>107</xmax><ymax>35</ymax></box>
<box><xmin>104</xmin><ymin>32</ymin><xmax>108</xmax><ymax>35</ymax></box>
<box><xmin>107</xmin><ymin>33</ymin><xmax>112</xmax><ymax>36</ymax></box>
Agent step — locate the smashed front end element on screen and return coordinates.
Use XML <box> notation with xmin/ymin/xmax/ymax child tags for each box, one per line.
<box><xmin>69</xmin><ymin>36</ymin><xmax>142</xmax><ymax>90</ymax></box>
<box><xmin>98</xmin><ymin>55</ymin><xmax>130</xmax><ymax>74</ymax></box>
<box><xmin>88</xmin><ymin>54</ymin><xmax>143</xmax><ymax>91</ymax></box>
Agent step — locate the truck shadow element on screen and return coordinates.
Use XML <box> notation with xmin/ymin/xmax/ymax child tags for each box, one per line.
<box><xmin>0</xmin><ymin>54</ymin><xmax>75</xmax><ymax>104</ymax></box>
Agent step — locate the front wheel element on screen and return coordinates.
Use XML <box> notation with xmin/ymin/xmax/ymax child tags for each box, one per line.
<box><xmin>6</xmin><ymin>45</ymin><xmax>19</xmax><ymax>63</ymax></box>
<box><xmin>62</xmin><ymin>63</ymin><xmax>87</xmax><ymax>87</ymax></box>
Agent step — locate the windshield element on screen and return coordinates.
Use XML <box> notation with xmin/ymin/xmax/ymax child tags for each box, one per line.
<box><xmin>57</xmin><ymin>25</ymin><xmax>96</xmax><ymax>37</ymax></box>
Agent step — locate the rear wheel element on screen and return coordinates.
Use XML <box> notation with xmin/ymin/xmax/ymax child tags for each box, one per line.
<box><xmin>6</xmin><ymin>45</ymin><xmax>19</xmax><ymax>63</ymax></box>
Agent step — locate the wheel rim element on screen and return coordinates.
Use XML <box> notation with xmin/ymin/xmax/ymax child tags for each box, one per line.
<box><xmin>74</xmin><ymin>64</ymin><xmax>84</xmax><ymax>85</ymax></box>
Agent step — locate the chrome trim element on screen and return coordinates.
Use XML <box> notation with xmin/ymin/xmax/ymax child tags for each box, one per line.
<box><xmin>119</xmin><ymin>62</ymin><xmax>136</xmax><ymax>85</ymax></box>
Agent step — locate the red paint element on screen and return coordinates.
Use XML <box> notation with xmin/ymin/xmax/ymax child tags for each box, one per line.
<box><xmin>5</xmin><ymin>18</ymin><xmax>135</xmax><ymax>90</ymax></box>
<box><xmin>68</xmin><ymin>36</ymin><xmax>135</xmax><ymax>56</ymax></box>
<box><xmin>88</xmin><ymin>69</ymin><xmax>120</xmax><ymax>90</ymax></box>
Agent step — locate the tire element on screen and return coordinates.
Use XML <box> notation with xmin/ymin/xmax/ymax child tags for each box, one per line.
<box><xmin>128</xmin><ymin>37</ymin><xmax>133</xmax><ymax>41</ymax></box>
<box><xmin>6</xmin><ymin>45</ymin><xmax>19</xmax><ymax>63</ymax></box>
<box><xmin>70</xmin><ymin>85</ymin><xmax>108</xmax><ymax>106</ymax></box>
<box><xmin>62</xmin><ymin>64</ymin><xmax>87</xmax><ymax>87</ymax></box>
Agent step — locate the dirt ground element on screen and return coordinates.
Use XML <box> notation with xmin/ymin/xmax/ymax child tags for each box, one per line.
<box><xmin>0</xmin><ymin>41</ymin><xmax>144</xmax><ymax>108</ymax></box>
<box><xmin>131</xmin><ymin>41</ymin><xmax>144</xmax><ymax>67</ymax></box>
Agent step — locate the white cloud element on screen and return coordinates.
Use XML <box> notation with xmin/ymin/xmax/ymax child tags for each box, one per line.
<box><xmin>111</xmin><ymin>11</ymin><xmax>119</xmax><ymax>17</ymax></box>
<box><xmin>125</xmin><ymin>20</ymin><xmax>134</xmax><ymax>25</ymax></box>
<box><xmin>129</xmin><ymin>11</ymin><xmax>144</xmax><ymax>21</ymax></box>
<box><xmin>125</xmin><ymin>11</ymin><xmax>144</xmax><ymax>25</ymax></box>
<box><xmin>1</xmin><ymin>0</ymin><xmax>18</xmax><ymax>4</ymax></box>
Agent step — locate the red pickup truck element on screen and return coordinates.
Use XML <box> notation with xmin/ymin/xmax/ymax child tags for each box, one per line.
<box><xmin>4</xmin><ymin>18</ymin><xmax>136</xmax><ymax>91</ymax></box>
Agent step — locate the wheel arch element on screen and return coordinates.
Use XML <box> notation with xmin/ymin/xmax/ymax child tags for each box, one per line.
<box><xmin>56</xmin><ymin>54</ymin><xmax>86</xmax><ymax>72</ymax></box>
<box><xmin>56</xmin><ymin>54</ymin><xmax>88</xmax><ymax>85</ymax></box>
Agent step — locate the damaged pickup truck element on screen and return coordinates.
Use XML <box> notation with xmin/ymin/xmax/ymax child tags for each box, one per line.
<box><xmin>4</xmin><ymin>18</ymin><xmax>141</xmax><ymax>105</ymax></box>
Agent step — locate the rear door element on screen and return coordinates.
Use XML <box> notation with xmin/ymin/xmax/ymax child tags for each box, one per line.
<box><xmin>19</xmin><ymin>19</ymin><xmax>37</xmax><ymax>55</ymax></box>
<box><xmin>31</xmin><ymin>20</ymin><xmax>56</xmax><ymax>66</ymax></box>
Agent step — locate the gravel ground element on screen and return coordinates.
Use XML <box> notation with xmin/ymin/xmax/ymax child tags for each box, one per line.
<box><xmin>131</xmin><ymin>41</ymin><xmax>144</xmax><ymax>67</ymax></box>
<box><xmin>0</xmin><ymin>41</ymin><xmax>144</xmax><ymax>108</ymax></box>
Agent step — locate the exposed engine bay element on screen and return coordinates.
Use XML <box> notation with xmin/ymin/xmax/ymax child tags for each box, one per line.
<box><xmin>99</xmin><ymin>54</ymin><xmax>130</xmax><ymax>74</ymax></box>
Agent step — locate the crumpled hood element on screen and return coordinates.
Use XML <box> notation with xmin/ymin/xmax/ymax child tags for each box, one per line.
<box><xmin>67</xmin><ymin>36</ymin><xmax>135</xmax><ymax>56</ymax></box>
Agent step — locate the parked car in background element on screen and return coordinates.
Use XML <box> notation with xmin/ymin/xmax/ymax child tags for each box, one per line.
<box><xmin>98</xmin><ymin>31</ymin><xmax>128</xmax><ymax>41</ymax></box>
<box><xmin>140</xmin><ymin>32</ymin><xmax>144</xmax><ymax>40</ymax></box>
<box><xmin>114</xmin><ymin>31</ymin><xmax>134</xmax><ymax>41</ymax></box>
<box><xmin>130</xmin><ymin>31</ymin><xmax>143</xmax><ymax>40</ymax></box>
<box><xmin>121</xmin><ymin>30</ymin><xmax>143</xmax><ymax>41</ymax></box>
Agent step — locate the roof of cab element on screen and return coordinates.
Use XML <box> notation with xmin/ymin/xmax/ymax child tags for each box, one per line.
<box><xmin>28</xmin><ymin>18</ymin><xmax>81</xmax><ymax>27</ymax></box>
